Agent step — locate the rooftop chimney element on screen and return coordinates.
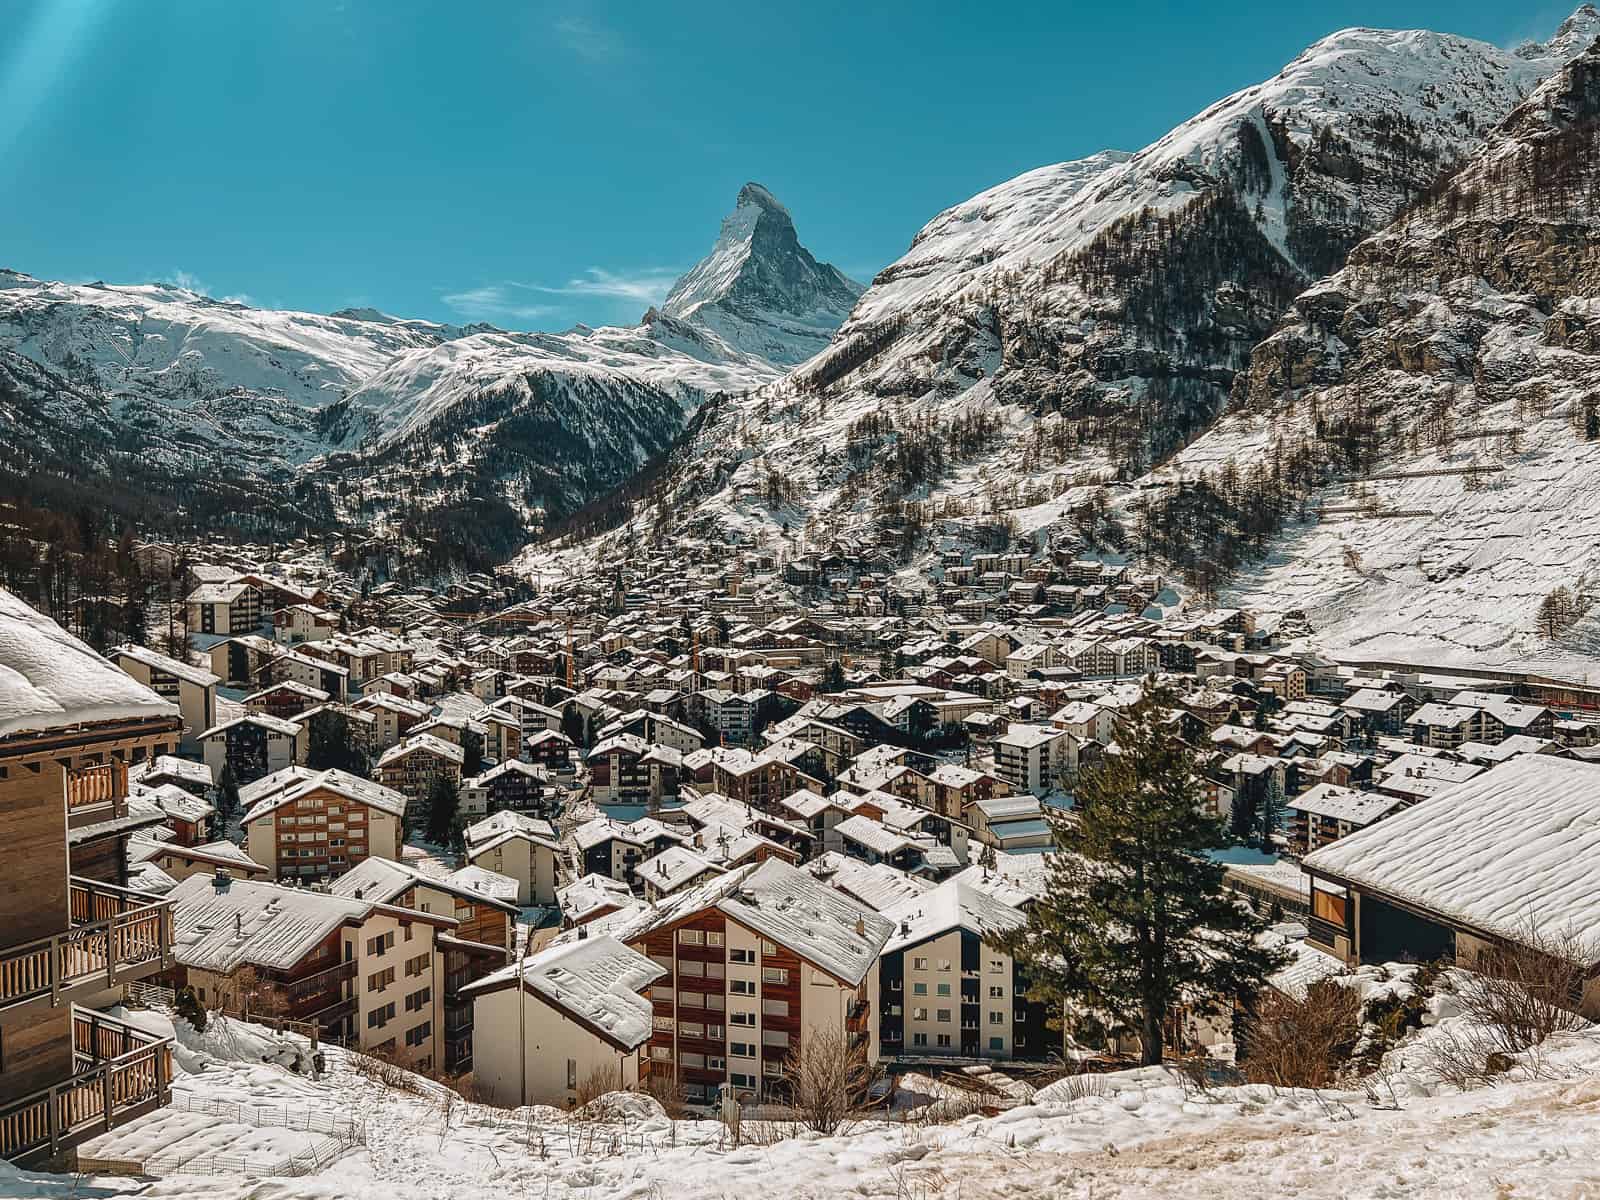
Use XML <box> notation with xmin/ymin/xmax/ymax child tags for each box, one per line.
<box><xmin>213</xmin><ymin>867</ymin><xmax>231</xmax><ymax>892</ymax></box>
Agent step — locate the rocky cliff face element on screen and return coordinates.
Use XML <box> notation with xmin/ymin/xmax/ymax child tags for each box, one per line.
<box><xmin>1166</xmin><ymin>37</ymin><xmax>1600</xmax><ymax>673</ymax></box>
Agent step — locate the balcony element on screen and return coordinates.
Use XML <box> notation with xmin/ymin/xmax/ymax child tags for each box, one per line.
<box><xmin>277</xmin><ymin>959</ymin><xmax>358</xmax><ymax>1005</ymax></box>
<box><xmin>0</xmin><ymin>879</ymin><xmax>173</xmax><ymax>1017</ymax></box>
<box><xmin>64</xmin><ymin>762</ymin><xmax>130</xmax><ymax>830</ymax></box>
<box><xmin>0</xmin><ymin>1008</ymin><xmax>172</xmax><ymax>1165</ymax></box>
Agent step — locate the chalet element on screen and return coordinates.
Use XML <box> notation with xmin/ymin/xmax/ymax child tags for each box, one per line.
<box><xmin>1301</xmin><ymin>755</ymin><xmax>1600</xmax><ymax>1016</ymax></box>
<box><xmin>461</xmin><ymin>759</ymin><xmax>551</xmax><ymax>819</ymax></box>
<box><xmin>463</xmin><ymin>935</ymin><xmax>665</xmax><ymax>1107</ymax></box>
<box><xmin>587</xmin><ymin>732</ymin><xmax>651</xmax><ymax>804</ymax></box>
<box><xmin>376</xmin><ymin>732</ymin><xmax>465</xmax><ymax>807</ymax></box>
<box><xmin>243</xmin><ymin>679</ymin><xmax>330</xmax><ymax>720</ymax></box>
<box><xmin>129</xmin><ymin>836</ymin><xmax>269</xmax><ymax>885</ymax></box>
<box><xmin>199</xmin><ymin>713</ymin><xmax>306</xmax><ymax>785</ymax></box>
<box><xmin>240</xmin><ymin>765</ymin><xmax>408</xmax><ymax>881</ymax></box>
<box><xmin>526</xmin><ymin>727</ymin><xmax>575</xmax><ymax>772</ymax></box>
<box><xmin>111</xmin><ymin>643</ymin><xmax>219</xmax><ymax>753</ymax></box>
<box><xmin>167</xmin><ymin>872</ymin><xmax>454</xmax><ymax>1069</ymax></box>
<box><xmin>352</xmin><ymin>691</ymin><xmax>432</xmax><ymax>750</ymax></box>
<box><xmin>1286</xmin><ymin>783</ymin><xmax>1405</xmax><ymax>855</ymax></box>
<box><xmin>621</xmin><ymin>859</ymin><xmax>891</xmax><ymax>1104</ymax></box>
<box><xmin>574</xmin><ymin>817</ymin><xmax>686</xmax><ymax>887</ymax></box>
<box><xmin>0</xmin><ymin>588</ymin><xmax>182</xmax><ymax>1164</ymax></box>
<box><xmin>559</xmin><ymin>873</ymin><xmax>638</xmax><ymax>929</ymax></box>
<box><xmin>462</xmin><ymin>812</ymin><xmax>562</xmax><ymax>905</ymax></box>
<box><xmin>273</xmin><ymin>602</ymin><xmax>341</xmax><ymax>644</ymax></box>
<box><xmin>130</xmin><ymin>780</ymin><xmax>215</xmax><ymax>844</ymax></box>
<box><xmin>877</xmin><ymin>880</ymin><xmax>1049</xmax><ymax>1059</ymax></box>
<box><xmin>186</xmin><ymin>581</ymin><xmax>265</xmax><ymax>636</ymax></box>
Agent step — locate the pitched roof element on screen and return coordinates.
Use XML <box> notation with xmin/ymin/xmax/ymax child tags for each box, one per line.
<box><xmin>880</xmin><ymin>878</ymin><xmax>1026</xmax><ymax>955</ymax></box>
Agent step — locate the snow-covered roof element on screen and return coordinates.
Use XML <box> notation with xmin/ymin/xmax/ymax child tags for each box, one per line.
<box><xmin>461</xmin><ymin>934</ymin><xmax>665</xmax><ymax>1051</ymax></box>
<box><xmin>880</xmin><ymin>878</ymin><xmax>1026</xmax><ymax>955</ymax></box>
<box><xmin>168</xmin><ymin>874</ymin><xmax>406</xmax><ymax>973</ymax></box>
<box><xmin>1303</xmin><ymin>755</ymin><xmax>1600</xmax><ymax>963</ymax></box>
<box><xmin>239</xmin><ymin>765</ymin><xmax>409</xmax><ymax>823</ymax></box>
<box><xmin>130</xmin><ymin>754</ymin><xmax>214</xmax><ymax>791</ymax></box>
<box><xmin>804</xmin><ymin>852</ymin><xmax>934</xmax><ymax>911</ymax></box>
<box><xmin>464</xmin><ymin>810</ymin><xmax>559</xmax><ymax>849</ymax></box>
<box><xmin>0</xmin><ymin>588</ymin><xmax>177</xmax><ymax>738</ymax></box>
<box><xmin>1287</xmin><ymin>783</ymin><xmax>1402</xmax><ymax>826</ymax></box>
<box><xmin>559</xmin><ymin>872</ymin><xmax>635</xmax><ymax>923</ymax></box>
<box><xmin>112</xmin><ymin>643</ymin><xmax>221</xmax><ymax>688</ymax></box>
<box><xmin>377</xmin><ymin>731</ymin><xmax>464</xmax><ymax>767</ymax></box>
<box><xmin>638</xmin><ymin>844</ymin><xmax>723</xmax><ymax>892</ymax></box>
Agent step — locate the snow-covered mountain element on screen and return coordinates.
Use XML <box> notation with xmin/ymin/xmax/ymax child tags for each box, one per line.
<box><xmin>0</xmin><ymin>182</ymin><xmax>853</xmax><ymax>561</ymax></box>
<box><xmin>1162</xmin><ymin>34</ymin><xmax>1600</xmax><ymax>676</ymax></box>
<box><xmin>533</xmin><ymin>9</ymin><xmax>1600</xmax><ymax>574</ymax></box>
<box><xmin>659</xmin><ymin>183</ymin><xmax>863</xmax><ymax>365</ymax></box>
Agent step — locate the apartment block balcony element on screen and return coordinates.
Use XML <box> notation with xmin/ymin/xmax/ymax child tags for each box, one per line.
<box><xmin>0</xmin><ymin>879</ymin><xmax>174</xmax><ymax>1018</ymax></box>
<box><xmin>0</xmin><ymin>1007</ymin><xmax>172</xmax><ymax>1165</ymax></box>
<box><xmin>64</xmin><ymin>761</ymin><xmax>131</xmax><ymax>830</ymax></box>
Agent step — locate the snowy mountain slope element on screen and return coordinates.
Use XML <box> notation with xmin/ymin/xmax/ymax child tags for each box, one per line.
<box><xmin>531</xmin><ymin>9</ymin><xmax>1600</xmax><ymax>575</ymax></box>
<box><xmin>659</xmin><ymin>182</ymin><xmax>863</xmax><ymax>365</ymax></box>
<box><xmin>1163</xmin><ymin>37</ymin><xmax>1600</xmax><ymax>676</ymax></box>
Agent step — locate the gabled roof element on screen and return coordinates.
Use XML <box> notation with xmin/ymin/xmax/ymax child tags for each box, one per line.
<box><xmin>112</xmin><ymin>643</ymin><xmax>221</xmax><ymax>688</ymax></box>
<box><xmin>461</xmin><ymin>935</ymin><xmax>665</xmax><ymax>1051</ymax></box>
<box><xmin>239</xmin><ymin>765</ymin><xmax>408</xmax><ymax>823</ymax></box>
<box><xmin>377</xmin><ymin>731</ymin><xmax>465</xmax><ymax>768</ymax></box>
<box><xmin>880</xmin><ymin>878</ymin><xmax>1026</xmax><ymax>955</ymax></box>
<box><xmin>1304</xmin><ymin>755</ymin><xmax>1600</xmax><ymax>963</ymax></box>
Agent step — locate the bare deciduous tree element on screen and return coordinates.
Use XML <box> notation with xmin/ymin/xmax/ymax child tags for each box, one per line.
<box><xmin>782</xmin><ymin>1026</ymin><xmax>879</xmax><ymax>1135</ymax></box>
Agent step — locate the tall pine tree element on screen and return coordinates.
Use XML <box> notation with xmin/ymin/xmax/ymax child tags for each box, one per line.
<box><xmin>990</xmin><ymin>686</ymin><xmax>1285</xmax><ymax>1064</ymax></box>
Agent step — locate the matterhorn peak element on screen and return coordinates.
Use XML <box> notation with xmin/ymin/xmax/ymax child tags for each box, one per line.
<box><xmin>657</xmin><ymin>182</ymin><xmax>863</xmax><ymax>365</ymax></box>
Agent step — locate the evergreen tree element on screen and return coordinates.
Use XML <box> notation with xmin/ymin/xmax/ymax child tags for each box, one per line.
<box><xmin>1259</xmin><ymin>772</ymin><xmax>1285</xmax><ymax>851</ymax></box>
<box><xmin>307</xmin><ymin>710</ymin><xmax>369</xmax><ymax>777</ymax></box>
<box><xmin>989</xmin><ymin>687</ymin><xmax>1285</xmax><ymax>1065</ymax></box>
<box><xmin>462</xmin><ymin>728</ymin><xmax>484</xmax><ymax>778</ymax></box>
<box><xmin>213</xmin><ymin>763</ymin><xmax>241</xmax><ymax>839</ymax></box>
<box><xmin>424</xmin><ymin>774</ymin><xmax>461</xmax><ymax>845</ymax></box>
<box><xmin>819</xmin><ymin>659</ymin><xmax>846</xmax><ymax>693</ymax></box>
<box><xmin>561</xmin><ymin>704</ymin><xmax>587</xmax><ymax>749</ymax></box>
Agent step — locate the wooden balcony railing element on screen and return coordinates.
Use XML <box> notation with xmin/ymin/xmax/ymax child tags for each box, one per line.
<box><xmin>65</xmin><ymin>761</ymin><xmax>129</xmax><ymax>823</ymax></box>
<box><xmin>0</xmin><ymin>880</ymin><xmax>173</xmax><ymax>1013</ymax></box>
<box><xmin>0</xmin><ymin>1008</ymin><xmax>172</xmax><ymax>1164</ymax></box>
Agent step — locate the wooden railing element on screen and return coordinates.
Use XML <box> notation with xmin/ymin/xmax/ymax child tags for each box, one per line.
<box><xmin>0</xmin><ymin>881</ymin><xmax>173</xmax><ymax>1012</ymax></box>
<box><xmin>65</xmin><ymin>761</ymin><xmax>129</xmax><ymax>816</ymax></box>
<box><xmin>0</xmin><ymin>1010</ymin><xmax>171</xmax><ymax>1164</ymax></box>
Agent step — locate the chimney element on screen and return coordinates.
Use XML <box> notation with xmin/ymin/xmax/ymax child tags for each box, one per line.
<box><xmin>900</xmin><ymin>920</ymin><xmax>911</xmax><ymax>937</ymax></box>
<box><xmin>854</xmin><ymin>916</ymin><xmax>866</xmax><ymax>937</ymax></box>
<box><xmin>213</xmin><ymin>867</ymin><xmax>231</xmax><ymax>891</ymax></box>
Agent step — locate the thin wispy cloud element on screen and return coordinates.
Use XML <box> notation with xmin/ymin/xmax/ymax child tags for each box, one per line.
<box><xmin>441</xmin><ymin>284</ymin><xmax>556</xmax><ymax>323</ymax></box>
<box><xmin>552</xmin><ymin>15</ymin><xmax>624</xmax><ymax>63</ymax></box>
<box><xmin>538</xmin><ymin>267</ymin><xmax>682</xmax><ymax>305</ymax></box>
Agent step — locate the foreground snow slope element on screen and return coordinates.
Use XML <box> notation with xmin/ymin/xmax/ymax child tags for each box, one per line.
<box><xmin>1169</xmin><ymin>37</ymin><xmax>1600</xmax><ymax>676</ymax></box>
<box><xmin>7</xmin><ymin>983</ymin><xmax>1599</xmax><ymax>1200</ymax></box>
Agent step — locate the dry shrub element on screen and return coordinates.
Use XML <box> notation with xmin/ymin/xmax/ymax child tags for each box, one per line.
<box><xmin>1242</xmin><ymin>979</ymin><xmax>1362</xmax><ymax>1089</ymax></box>
<box><xmin>1456</xmin><ymin>929</ymin><xmax>1589</xmax><ymax>1054</ymax></box>
<box><xmin>642</xmin><ymin>1069</ymin><xmax>689</xmax><ymax>1120</ymax></box>
<box><xmin>349</xmin><ymin>1047</ymin><xmax>423</xmax><ymax>1093</ymax></box>
<box><xmin>573</xmin><ymin>1064</ymin><xmax>623</xmax><ymax>1111</ymax></box>
<box><xmin>783</xmin><ymin>1026</ymin><xmax>879</xmax><ymax>1135</ymax></box>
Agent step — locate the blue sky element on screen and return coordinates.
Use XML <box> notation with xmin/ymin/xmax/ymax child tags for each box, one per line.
<box><xmin>1</xmin><ymin>0</ymin><xmax>1576</xmax><ymax>330</ymax></box>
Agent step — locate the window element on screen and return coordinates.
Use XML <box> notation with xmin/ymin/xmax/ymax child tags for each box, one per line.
<box><xmin>761</xmin><ymin>999</ymin><xmax>788</xmax><ymax>1018</ymax></box>
<box><xmin>707</xmin><ymin>1024</ymin><xmax>723</xmax><ymax>1040</ymax></box>
<box><xmin>653</xmin><ymin>1016</ymin><xmax>674</xmax><ymax>1033</ymax></box>
<box><xmin>366</xmin><ymin>932</ymin><xmax>394</xmax><ymax>956</ymax></box>
<box><xmin>761</xmin><ymin>967</ymin><xmax>788</xmax><ymax>986</ymax></box>
<box><xmin>912</xmin><ymin>982</ymin><xmax>927</xmax><ymax>996</ymax></box>
<box><xmin>937</xmin><ymin>960</ymin><xmax>951</xmax><ymax>972</ymax></box>
<box><xmin>679</xmin><ymin>929</ymin><xmax>704</xmax><ymax>946</ymax></box>
<box><xmin>705</xmin><ymin>961</ymin><xmax>725</xmax><ymax>980</ymax></box>
<box><xmin>707</xmin><ymin>1055</ymin><xmax>725</xmax><ymax>1071</ymax></box>
<box><xmin>730</xmin><ymin>1010</ymin><xmax>755</xmax><ymax>1027</ymax></box>
<box><xmin>366</xmin><ymin>1002</ymin><xmax>396</xmax><ymax>1029</ymax></box>
<box><xmin>936</xmin><ymin>1034</ymin><xmax>951</xmax><ymax>1048</ymax></box>
<box><xmin>988</xmin><ymin>958</ymin><xmax>1005</xmax><ymax>974</ymax></box>
<box><xmin>730</xmin><ymin>979</ymin><xmax>755</xmax><ymax>996</ymax></box>
<box><xmin>706</xmin><ymin>931</ymin><xmax>724</xmax><ymax>947</ymax></box>
<box><xmin>651</xmin><ymin>1045</ymin><xmax>671</xmax><ymax>1061</ymax></box>
<box><xmin>989</xmin><ymin>1037</ymin><xmax>1005</xmax><ymax>1051</ymax></box>
<box><xmin>404</xmin><ymin>924</ymin><xmax>415</xmax><ymax>942</ymax></box>
<box><xmin>730</xmin><ymin>948</ymin><xmax>754</xmax><ymax>964</ymax></box>
<box><xmin>730</xmin><ymin>1041</ymin><xmax>754</xmax><ymax>1058</ymax></box>
<box><xmin>681</xmin><ymin>1051</ymin><xmax>706</xmax><ymax>1070</ymax></box>
<box><xmin>731</xmin><ymin>1072</ymin><xmax>756</xmax><ymax>1088</ymax></box>
<box><xmin>679</xmin><ymin>960</ymin><xmax>704</xmax><ymax>978</ymax></box>
<box><xmin>567</xmin><ymin>1059</ymin><xmax>577</xmax><ymax>1089</ymax></box>
<box><xmin>937</xmin><ymin>1009</ymin><xmax>951</xmax><ymax>1023</ymax></box>
<box><xmin>989</xmin><ymin>986</ymin><xmax>1005</xmax><ymax>999</ymax></box>
<box><xmin>912</xmin><ymin>1032</ymin><xmax>927</xmax><ymax>1047</ymax></box>
<box><xmin>650</xmin><ymin>986</ymin><xmax>673</xmax><ymax>1003</ymax></box>
<box><xmin>761</xmin><ymin>940</ymin><xmax>777</xmax><ymax>956</ymax></box>
<box><xmin>912</xmin><ymin>1007</ymin><xmax>927</xmax><ymax>1021</ymax></box>
<box><xmin>912</xmin><ymin>956</ymin><xmax>927</xmax><ymax>970</ymax></box>
<box><xmin>404</xmin><ymin>953</ymin><xmax>430</xmax><ymax>977</ymax></box>
<box><xmin>368</xmin><ymin>967</ymin><xmax>395</xmax><ymax>992</ymax></box>
<box><xmin>936</xmin><ymin>983</ymin><xmax>951</xmax><ymax>997</ymax></box>
<box><xmin>405</xmin><ymin>987</ymin><xmax>431</xmax><ymax>1013</ymax></box>
<box><xmin>405</xmin><ymin>1021</ymin><xmax>431</xmax><ymax>1048</ymax></box>
<box><xmin>704</xmin><ymin>993</ymin><xmax>725</xmax><ymax>1012</ymax></box>
<box><xmin>989</xmin><ymin>1011</ymin><xmax>1005</xmax><ymax>1025</ymax></box>
<box><xmin>762</xmin><ymin>1059</ymin><xmax>782</xmax><ymax>1077</ymax></box>
<box><xmin>680</xmin><ymin>1022</ymin><xmax>705</xmax><ymax>1039</ymax></box>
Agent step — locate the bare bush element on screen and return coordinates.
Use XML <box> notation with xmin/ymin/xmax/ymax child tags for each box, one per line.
<box><xmin>1242</xmin><ymin>979</ymin><xmax>1363</xmax><ymax>1089</ymax></box>
<box><xmin>1050</xmin><ymin>1070</ymin><xmax>1111</xmax><ymax>1104</ymax></box>
<box><xmin>783</xmin><ymin>1026</ymin><xmax>879</xmax><ymax>1135</ymax></box>
<box><xmin>573</xmin><ymin>1064</ymin><xmax>623</xmax><ymax>1111</ymax></box>
<box><xmin>1455</xmin><ymin>929</ymin><xmax>1589</xmax><ymax>1054</ymax></box>
<box><xmin>642</xmin><ymin>1070</ymin><xmax>689</xmax><ymax>1120</ymax></box>
<box><xmin>1417</xmin><ymin>1028</ymin><xmax>1515</xmax><ymax>1091</ymax></box>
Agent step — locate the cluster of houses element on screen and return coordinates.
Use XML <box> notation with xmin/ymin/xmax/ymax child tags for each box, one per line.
<box><xmin>6</xmin><ymin>521</ymin><xmax>1600</xmax><ymax>1164</ymax></box>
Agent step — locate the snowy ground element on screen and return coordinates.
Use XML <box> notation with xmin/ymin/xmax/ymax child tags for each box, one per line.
<box><xmin>8</xmin><ymin>981</ymin><xmax>1600</xmax><ymax>1200</ymax></box>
